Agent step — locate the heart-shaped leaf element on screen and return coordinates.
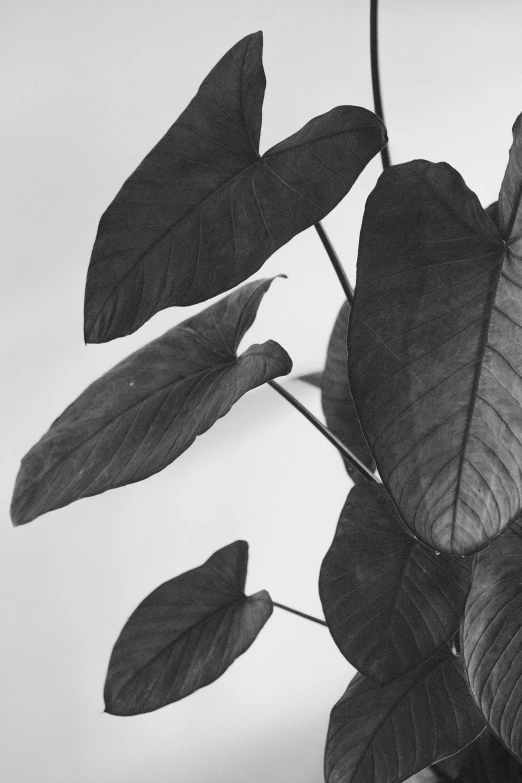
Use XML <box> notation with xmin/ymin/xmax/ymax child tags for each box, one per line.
<box><xmin>323</xmin><ymin>301</ymin><xmax>375</xmax><ymax>482</ymax></box>
<box><xmin>462</xmin><ymin>516</ymin><xmax>522</xmax><ymax>763</ymax></box>
<box><xmin>84</xmin><ymin>31</ymin><xmax>387</xmax><ymax>343</ymax></box>
<box><xmin>104</xmin><ymin>540</ymin><xmax>272</xmax><ymax>715</ymax></box>
<box><xmin>348</xmin><ymin>149</ymin><xmax>522</xmax><ymax>555</ymax></box>
<box><xmin>11</xmin><ymin>278</ymin><xmax>291</xmax><ymax>525</ymax></box>
<box><xmin>325</xmin><ymin>649</ymin><xmax>485</xmax><ymax>783</ymax></box>
<box><xmin>320</xmin><ymin>483</ymin><xmax>471</xmax><ymax>683</ymax></box>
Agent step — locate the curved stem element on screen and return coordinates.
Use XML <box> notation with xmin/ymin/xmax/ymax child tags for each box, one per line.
<box><xmin>268</xmin><ymin>380</ymin><xmax>379</xmax><ymax>484</ymax></box>
<box><xmin>370</xmin><ymin>0</ymin><xmax>391</xmax><ymax>169</ymax></box>
<box><xmin>272</xmin><ymin>601</ymin><xmax>327</xmax><ymax>627</ymax></box>
<box><xmin>315</xmin><ymin>222</ymin><xmax>354</xmax><ymax>304</ymax></box>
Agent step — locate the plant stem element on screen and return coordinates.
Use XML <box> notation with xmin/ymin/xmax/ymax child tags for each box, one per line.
<box><xmin>315</xmin><ymin>222</ymin><xmax>354</xmax><ymax>304</ymax></box>
<box><xmin>268</xmin><ymin>380</ymin><xmax>379</xmax><ymax>484</ymax></box>
<box><xmin>370</xmin><ymin>0</ymin><xmax>391</xmax><ymax>169</ymax></box>
<box><xmin>272</xmin><ymin>601</ymin><xmax>328</xmax><ymax>626</ymax></box>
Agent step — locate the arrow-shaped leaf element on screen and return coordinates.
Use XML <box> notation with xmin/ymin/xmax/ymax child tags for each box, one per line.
<box><xmin>325</xmin><ymin>649</ymin><xmax>485</xmax><ymax>783</ymax></box>
<box><xmin>462</xmin><ymin>516</ymin><xmax>522</xmax><ymax>763</ymax></box>
<box><xmin>323</xmin><ymin>301</ymin><xmax>375</xmax><ymax>482</ymax></box>
<box><xmin>11</xmin><ymin>278</ymin><xmax>291</xmax><ymax>525</ymax></box>
<box><xmin>104</xmin><ymin>540</ymin><xmax>272</xmax><ymax>715</ymax></box>
<box><xmin>84</xmin><ymin>31</ymin><xmax>387</xmax><ymax>343</ymax></box>
<box><xmin>320</xmin><ymin>483</ymin><xmax>470</xmax><ymax>683</ymax></box>
<box><xmin>349</xmin><ymin>143</ymin><xmax>522</xmax><ymax>554</ymax></box>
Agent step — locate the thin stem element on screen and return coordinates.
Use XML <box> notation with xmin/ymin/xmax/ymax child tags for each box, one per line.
<box><xmin>268</xmin><ymin>380</ymin><xmax>379</xmax><ymax>484</ymax></box>
<box><xmin>272</xmin><ymin>601</ymin><xmax>327</xmax><ymax>627</ymax></box>
<box><xmin>370</xmin><ymin>0</ymin><xmax>391</xmax><ymax>169</ymax></box>
<box><xmin>315</xmin><ymin>222</ymin><xmax>354</xmax><ymax>305</ymax></box>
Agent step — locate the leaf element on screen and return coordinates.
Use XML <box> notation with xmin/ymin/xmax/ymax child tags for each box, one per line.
<box><xmin>325</xmin><ymin>649</ymin><xmax>485</xmax><ymax>783</ymax></box>
<box><xmin>348</xmin><ymin>154</ymin><xmax>522</xmax><ymax>555</ymax></box>
<box><xmin>433</xmin><ymin>729</ymin><xmax>522</xmax><ymax>782</ymax></box>
<box><xmin>298</xmin><ymin>371</ymin><xmax>323</xmax><ymax>388</ymax></box>
<box><xmin>11</xmin><ymin>278</ymin><xmax>291</xmax><ymax>525</ymax></box>
<box><xmin>320</xmin><ymin>483</ymin><xmax>471</xmax><ymax>683</ymax></box>
<box><xmin>323</xmin><ymin>301</ymin><xmax>375</xmax><ymax>482</ymax></box>
<box><xmin>485</xmin><ymin>201</ymin><xmax>499</xmax><ymax>226</ymax></box>
<box><xmin>498</xmin><ymin>113</ymin><xmax>522</xmax><ymax>240</ymax></box>
<box><xmin>104</xmin><ymin>541</ymin><xmax>272</xmax><ymax>715</ymax></box>
<box><xmin>404</xmin><ymin>771</ymin><xmax>440</xmax><ymax>783</ymax></box>
<box><xmin>462</xmin><ymin>516</ymin><xmax>522</xmax><ymax>763</ymax></box>
<box><xmin>84</xmin><ymin>31</ymin><xmax>387</xmax><ymax>343</ymax></box>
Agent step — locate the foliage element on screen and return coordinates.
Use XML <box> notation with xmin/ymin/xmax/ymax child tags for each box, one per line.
<box><xmin>12</xmin><ymin>18</ymin><xmax>522</xmax><ymax>783</ymax></box>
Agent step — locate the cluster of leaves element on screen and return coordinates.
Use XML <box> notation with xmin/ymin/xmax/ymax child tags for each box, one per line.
<box><xmin>11</xmin><ymin>27</ymin><xmax>522</xmax><ymax>783</ymax></box>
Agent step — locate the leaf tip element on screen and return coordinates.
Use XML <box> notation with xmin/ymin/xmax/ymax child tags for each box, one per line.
<box><xmin>297</xmin><ymin>371</ymin><xmax>323</xmax><ymax>389</ymax></box>
<box><xmin>512</xmin><ymin>111</ymin><xmax>522</xmax><ymax>136</ymax></box>
<box><xmin>10</xmin><ymin>477</ymin><xmax>34</xmax><ymax>527</ymax></box>
<box><xmin>248</xmin><ymin>588</ymin><xmax>272</xmax><ymax>604</ymax></box>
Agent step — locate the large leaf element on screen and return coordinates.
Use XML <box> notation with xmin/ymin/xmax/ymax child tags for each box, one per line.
<box><xmin>11</xmin><ymin>278</ymin><xmax>291</xmax><ymax>525</ymax></box>
<box><xmin>104</xmin><ymin>541</ymin><xmax>272</xmax><ymax>715</ymax></box>
<box><xmin>84</xmin><ymin>31</ymin><xmax>387</xmax><ymax>343</ymax></box>
<box><xmin>462</xmin><ymin>516</ymin><xmax>522</xmax><ymax>763</ymax></box>
<box><xmin>325</xmin><ymin>648</ymin><xmax>485</xmax><ymax>783</ymax></box>
<box><xmin>320</xmin><ymin>483</ymin><xmax>471</xmax><ymax>683</ymax></box>
<box><xmin>323</xmin><ymin>301</ymin><xmax>375</xmax><ymax>482</ymax></box>
<box><xmin>348</xmin><ymin>150</ymin><xmax>522</xmax><ymax>555</ymax></box>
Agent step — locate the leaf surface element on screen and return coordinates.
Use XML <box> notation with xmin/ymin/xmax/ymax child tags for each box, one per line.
<box><xmin>104</xmin><ymin>541</ymin><xmax>272</xmax><ymax>715</ymax></box>
<box><xmin>323</xmin><ymin>301</ymin><xmax>375</xmax><ymax>482</ymax></box>
<box><xmin>462</xmin><ymin>516</ymin><xmax>522</xmax><ymax>762</ymax></box>
<box><xmin>12</xmin><ymin>278</ymin><xmax>291</xmax><ymax>525</ymax></box>
<box><xmin>325</xmin><ymin>649</ymin><xmax>485</xmax><ymax>783</ymax></box>
<box><xmin>499</xmin><ymin>114</ymin><xmax>522</xmax><ymax>240</ymax></box>
<box><xmin>84</xmin><ymin>31</ymin><xmax>387</xmax><ymax>342</ymax></box>
<box><xmin>433</xmin><ymin>729</ymin><xmax>522</xmax><ymax>782</ymax></box>
<box><xmin>348</xmin><ymin>154</ymin><xmax>522</xmax><ymax>554</ymax></box>
<box><xmin>320</xmin><ymin>483</ymin><xmax>470</xmax><ymax>683</ymax></box>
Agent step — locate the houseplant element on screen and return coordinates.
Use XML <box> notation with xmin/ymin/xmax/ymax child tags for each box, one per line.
<box><xmin>10</xmin><ymin>1</ymin><xmax>522</xmax><ymax>780</ymax></box>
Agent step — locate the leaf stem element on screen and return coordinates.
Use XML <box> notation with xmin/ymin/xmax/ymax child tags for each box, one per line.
<box><xmin>370</xmin><ymin>0</ymin><xmax>391</xmax><ymax>169</ymax></box>
<box><xmin>268</xmin><ymin>380</ymin><xmax>379</xmax><ymax>484</ymax></box>
<box><xmin>314</xmin><ymin>222</ymin><xmax>354</xmax><ymax>304</ymax></box>
<box><xmin>272</xmin><ymin>601</ymin><xmax>327</xmax><ymax>626</ymax></box>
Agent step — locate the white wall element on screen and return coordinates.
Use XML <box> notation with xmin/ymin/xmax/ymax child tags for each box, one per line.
<box><xmin>2</xmin><ymin>0</ymin><xmax>521</xmax><ymax>781</ymax></box>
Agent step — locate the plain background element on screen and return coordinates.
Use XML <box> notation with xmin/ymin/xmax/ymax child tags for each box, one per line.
<box><xmin>2</xmin><ymin>0</ymin><xmax>522</xmax><ymax>781</ymax></box>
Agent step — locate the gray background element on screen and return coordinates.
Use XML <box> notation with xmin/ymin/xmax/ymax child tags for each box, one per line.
<box><xmin>2</xmin><ymin>0</ymin><xmax>520</xmax><ymax>781</ymax></box>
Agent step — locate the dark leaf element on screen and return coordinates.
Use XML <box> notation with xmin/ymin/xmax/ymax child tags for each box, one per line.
<box><xmin>498</xmin><ymin>113</ymin><xmax>522</xmax><ymax>240</ymax></box>
<box><xmin>320</xmin><ymin>483</ymin><xmax>471</xmax><ymax>683</ymax></box>
<box><xmin>485</xmin><ymin>201</ymin><xmax>499</xmax><ymax>226</ymax></box>
<box><xmin>298</xmin><ymin>371</ymin><xmax>323</xmax><ymax>388</ymax></box>
<box><xmin>325</xmin><ymin>649</ymin><xmax>485</xmax><ymax>783</ymax></box>
<box><xmin>323</xmin><ymin>301</ymin><xmax>375</xmax><ymax>482</ymax></box>
<box><xmin>349</xmin><ymin>155</ymin><xmax>522</xmax><ymax>555</ymax></box>
<box><xmin>462</xmin><ymin>516</ymin><xmax>522</xmax><ymax>763</ymax></box>
<box><xmin>12</xmin><ymin>278</ymin><xmax>291</xmax><ymax>525</ymax></box>
<box><xmin>433</xmin><ymin>729</ymin><xmax>522</xmax><ymax>782</ymax></box>
<box><xmin>104</xmin><ymin>541</ymin><xmax>272</xmax><ymax>715</ymax></box>
<box><xmin>84</xmin><ymin>31</ymin><xmax>387</xmax><ymax>343</ymax></box>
